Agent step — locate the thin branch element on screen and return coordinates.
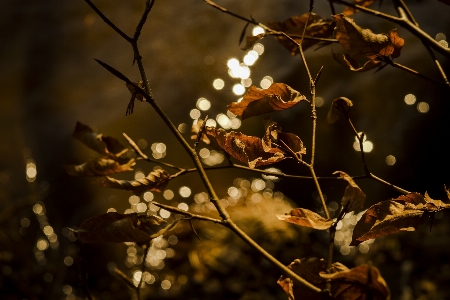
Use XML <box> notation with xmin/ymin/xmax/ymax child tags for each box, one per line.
<box><xmin>137</xmin><ymin>243</ymin><xmax>150</xmax><ymax>299</ymax></box>
<box><xmin>114</xmin><ymin>268</ymin><xmax>136</xmax><ymax>289</ymax></box>
<box><xmin>83</xmin><ymin>0</ymin><xmax>132</xmax><ymax>43</ymax></box>
<box><xmin>370</xmin><ymin>173</ymin><xmax>410</xmax><ymax>194</ymax></box>
<box><xmin>134</xmin><ymin>0</ymin><xmax>156</xmax><ymax>41</ymax></box>
<box><xmin>152</xmin><ymin>202</ymin><xmax>224</xmax><ymax>224</ymax></box>
<box><xmin>387</xmin><ymin>60</ymin><xmax>447</xmax><ymax>86</ymax></box>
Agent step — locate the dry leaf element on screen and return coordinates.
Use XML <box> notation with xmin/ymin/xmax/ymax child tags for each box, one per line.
<box><xmin>74</xmin><ymin>212</ymin><xmax>176</xmax><ymax>243</ymax></box>
<box><xmin>277</xmin><ymin>208</ymin><xmax>333</xmax><ymax>230</ymax></box>
<box><xmin>326</xmin><ymin>97</ymin><xmax>353</xmax><ymax>124</ymax></box>
<box><xmin>191</xmin><ymin>118</ymin><xmax>210</xmax><ymax>145</ymax></box>
<box><xmin>334</xmin><ymin>171</ymin><xmax>366</xmax><ymax>212</ymax></box>
<box><xmin>125</xmin><ymin>81</ymin><xmax>145</xmax><ymax>102</ymax></box>
<box><xmin>64</xmin><ymin>157</ymin><xmax>135</xmax><ymax>177</ymax></box>
<box><xmin>333</xmin><ymin>52</ymin><xmax>381</xmax><ymax>72</ymax></box>
<box><xmin>342</xmin><ymin>0</ymin><xmax>377</xmax><ymax>16</ymax></box>
<box><xmin>278</xmin><ymin>258</ymin><xmax>390</xmax><ymax>300</ymax></box>
<box><xmin>228</xmin><ymin>83</ymin><xmax>307</xmax><ymax>120</ymax></box>
<box><xmin>72</xmin><ymin>122</ymin><xmax>125</xmax><ymax>156</ymax></box>
<box><xmin>351</xmin><ymin>192</ymin><xmax>450</xmax><ymax>246</ymax></box>
<box><xmin>206</xmin><ymin>127</ymin><xmax>285</xmax><ymax>168</ymax></box>
<box><xmin>262</xmin><ymin>123</ymin><xmax>306</xmax><ymax>159</ymax></box>
<box><xmin>320</xmin><ymin>265</ymin><xmax>390</xmax><ymax>300</ymax></box>
<box><xmin>98</xmin><ymin>169</ymin><xmax>170</xmax><ymax>195</ymax></box>
<box><xmin>333</xmin><ymin>15</ymin><xmax>405</xmax><ymax>60</ymax></box>
<box><xmin>268</xmin><ymin>13</ymin><xmax>334</xmax><ymax>55</ymax></box>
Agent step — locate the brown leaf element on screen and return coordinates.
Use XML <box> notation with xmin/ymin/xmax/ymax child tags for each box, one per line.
<box><xmin>64</xmin><ymin>157</ymin><xmax>135</xmax><ymax>177</ymax></box>
<box><xmin>277</xmin><ymin>258</ymin><xmax>349</xmax><ymax>300</ymax></box>
<box><xmin>333</xmin><ymin>15</ymin><xmax>405</xmax><ymax>60</ymax></box>
<box><xmin>262</xmin><ymin>122</ymin><xmax>306</xmax><ymax>159</ymax></box>
<box><xmin>320</xmin><ymin>265</ymin><xmax>390</xmax><ymax>300</ymax></box>
<box><xmin>334</xmin><ymin>171</ymin><xmax>366</xmax><ymax>212</ymax></box>
<box><xmin>326</xmin><ymin>97</ymin><xmax>353</xmax><ymax>124</ymax></box>
<box><xmin>342</xmin><ymin>0</ymin><xmax>377</xmax><ymax>16</ymax></box>
<box><xmin>74</xmin><ymin>212</ymin><xmax>176</xmax><ymax>243</ymax></box>
<box><xmin>98</xmin><ymin>169</ymin><xmax>170</xmax><ymax>195</ymax></box>
<box><xmin>228</xmin><ymin>83</ymin><xmax>307</xmax><ymax>120</ymax></box>
<box><xmin>126</xmin><ymin>81</ymin><xmax>145</xmax><ymax>102</ymax></box>
<box><xmin>277</xmin><ymin>208</ymin><xmax>333</xmax><ymax>230</ymax></box>
<box><xmin>206</xmin><ymin>127</ymin><xmax>285</xmax><ymax>168</ymax></box>
<box><xmin>72</xmin><ymin>122</ymin><xmax>125</xmax><ymax>156</ymax></box>
<box><xmin>242</xmin><ymin>34</ymin><xmax>264</xmax><ymax>50</ymax></box>
<box><xmin>268</xmin><ymin>13</ymin><xmax>334</xmax><ymax>55</ymax></box>
<box><xmin>333</xmin><ymin>52</ymin><xmax>382</xmax><ymax>72</ymax></box>
<box><xmin>191</xmin><ymin>118</ymin><xmax>210</xmax><ymax>145</ymax></box>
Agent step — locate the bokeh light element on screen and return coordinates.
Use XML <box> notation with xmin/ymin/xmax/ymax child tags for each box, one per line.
<box><xmin>196</xmin><ymin>97</ymin><xmax>211</xmax><ymax>111</ymax></box>
<box><xmin>417</xmin><ymin>102</ymin><xmax>430</xmax><ymax>113</ymax></box>
<box><xmin>386</xmin><ymin>155</ymin><xmax>396</xmax><ymax>165</ymax></box>
<box><xmin>213</xmin><ymin>78</ymin><xmax>225</xmax><ymax>90</ymax></box>
<box><xmin>260</xmin><ymin>76</ymin><xmax>273</xmax><ymax>89</ymax></box>
<box><xmin>404</xmin><ymin>94</ymin><xmax>416</xmax><ymax>105</ymax></box>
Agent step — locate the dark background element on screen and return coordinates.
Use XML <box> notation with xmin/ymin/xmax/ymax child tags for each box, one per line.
<box><xmin>0</xmin><ymin>0</ymin><xmax>449</xmax><ymax>299</ymax></box>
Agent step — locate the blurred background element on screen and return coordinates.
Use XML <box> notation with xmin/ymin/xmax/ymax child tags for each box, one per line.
<box><xmin>0</xmin><ymin>0</ymin><xmax>449</xmax><ymax>299</ymax></box>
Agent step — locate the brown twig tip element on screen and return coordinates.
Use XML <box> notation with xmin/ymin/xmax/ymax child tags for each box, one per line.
<box><xmin>123</xmin><ymin>133</ymin><xmax>149</xmax><ymax>160</ymax></box>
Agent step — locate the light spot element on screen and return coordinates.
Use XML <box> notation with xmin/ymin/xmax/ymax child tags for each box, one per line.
<box><xmin>216</xmin><ymin>113</ymin><xmax>232</xmax><ymax>129</ymax></box>
<box><xmin>37</xmin><ymin>238</ymin><xmax>49</xmax><ymax>251</ymax></box>
<box><xmin>199</xmin><ymin>148</ymin><xmax>210</xmax><ymax>158</ymax></box>
<box><xmin>137</xmin><ymin>139</ymin><xmax>147</xmax><ymax>149</ymax></box>
<box><xmin>251</xmin><ymin>179</ymin><xmax>266</xmax><ymax>192</ymax></box>
<box><xmin>155</xmin><ymin>143</ymin><xmax>166</xmax><ymax>153</ymax></box>
<box><xmin>135</xmin><ymin>170</ymin><xmax>145</xmax><ymax>180</ymax></box>
<box><xmin>439</xmin><ymin>40</ymin><xmax>449</xmax><ymax>48</ymax></box>
<box><xmin>64</xmin><ymin>256</ymin><xmax>74</xmax><ymax>266</ymax></box>
<box><xmin>316</xmin><ymin>97</ymin><xmax>324</xmax><ymax>107</ymax></box>
<box><xmin>205</xmin><ymin>119</ymin><xmax>216</xmax><ymax>127</ymax></box>
<box><xmin>228</xmin><ymin>187</ymin><xmax>239</xmax><ymax>197</ymax></box>
<box><xmin>196</xmin><ymin>97</ymin><xmax>211</xmax><ymax>111</ymax></box>
<box><xmin>189</xmin><ymin>109</ymin><xmax>201</xmax><ymax>119</ymax></box>
<box><xmin>260</xmin><ymin>76</ymin><xmax>273</xmax><ymax>89</ymax></box>
<box><xmin>358</xmin><ymin>243</ymin><xmax>370</xmax><ymax>253</ymax></box>
<box><xmin>133</xmin><ymin>271</ymin><xmax>142</xmax><ymax>282</ymax></box>
<box><xmin>436</xmin><ymin>33</ymin><xmax>446</xmax><ymax>41</ymax></box>
<box><xmin>129</xmin><ymin>195</ymin><xmax>140</xmax><ymax>205</ymax></box>
<box><xmin>252</xmin><ymin>26</ymin><xmax>265</xmax><ymax>36</ymax></box>
<box><xmin>404</xmin><ymin>94</ymin><xmax>416</xmax><ymax>105</ymax></box>
<box><xmin>241</xmin><ymin>78</ymin><xmax>252</xmax><ymax>87</ymax></box>
<box><xmin>362</xmin><ymin>141</ymin><xmax>373</xmax><ymax>153</ymax></box>
<box><xmin>230</xmin><ymin>118</ymin><xmax>241</xmax><ymax>129</ymax></box>
<box><xmin>33</xmin><ymin>203</ymin><xmax>43</xmax><ymax>215</ymax></box>
<box><xmin>168</xmin><ymin>235</ymin><xmax>178</xmax><ymax>245</ymax></box>
<box><xmin>137</xmin><ymin>202</ymin><xmax>147</xmax><ymax>212</ymax></box>
<box><xmin>43</xmin><ymin>226</ymin><xmax>53</xmax><ymax>236</ymax></box>
<box><xmin>159</xmin><ymin>209</ymin><xmax>171</xmax><ymax>219</ymax></box>
<box><xmin>163</xmin><ymin>190</ymin><xmax>174</xmax><ymax>200</ymax></box>
<box><xmin>386</xmin><ymin>155</ymin><xmax>396</xmax><ymax>165</ymax></box>
<box><xmin>107</xmin><ymin>208</ymin><xmax>117</xmax><ymax>213</ymax></box>
<box><xmin>251</xmin><ymin>193</ymin><xmax>262</xmax><ymax>203</ymax></box>
<box><xmin>243</xmin><ymin>50</ymin><xmax>259</xmax><ymax>66</ymax></box>
<box><xmin>340</xmin><ymin>245</ymin><xmax>351</xmax><ymax>255</ymax></box>
<box><xmin>161</xmin><ymin>279</ymin><xmax>172</xmax><ymax>290</ymax></box>
<box><xmin>144</xmin><ymin>192</ymin><xmax>154</xmax><ymax>202</ymax></box>
<box><xmin>21</xmin><ymin>218</ymin><xmax>30</xmax><ymax>228</ymax></box>
<box><xmin>253</xmin><ymin>43</ymin><xmax>264</xmax><ymax>55</ymax></box>
<box><xmin>213</xmin><ymin>78</ymin><xmax>225</xmax><ymax>90</ymax></box>
<box><xmin>62</xmin><ymin>285</ymin><xmax>72</xmax><ymax>295</ymax></box>
<box><xmin>232</xmin><ymin>84</ymin><xmax>245</xmax><ymax>95</ymax></box>
<box><xmin>417</xmin><ymin>102</ymin><xmax>429</xmax><ymax>113</ymax></box>
<box><xmin>179</xmin><ymin>186</ymin><xmax>191</xmax><ymax>198</ymax></box>
<box><xmin>262</xmin><ymin>167</ymin><xmax>281</xmax><ymax>181</ymax></box>
<box><xmin>178</xmin><ymin>123</ymin><xmax>187</xmax><ymax>133</ymax></box>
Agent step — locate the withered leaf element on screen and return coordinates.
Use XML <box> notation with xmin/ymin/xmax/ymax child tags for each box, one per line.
<box><xmin>74</xmin><ymin>212</ymin><xmax>176</xmax><ymax>243</ymax></box>
<box><xmin>262</xmin><ymin>122</ymin><xmax>306</xmax><ymax>159</ymax></box>
<box><xmin>342</xmin><ymin>0</ymin><xmax>377</xmax><ymax>16</ymax></box>
<box><xmin>268</xmin><ymin>13</ymin><xmax>334</xmax><ymax>55</ymax></box>
<box><xmin>326</xmin><ymin>97</ymin><xmax>353</xmax><ymax>124</ymax></box>
<box><xmin>73</xmin><ymin>122</ymin><xmax>125</xmax><ymax>156</ymax></box>
<box><xmin>320</xmin><ymin>265</ymin><xmax>390</xmax><ymax>300</ymax></box>
<box><xmin>126</xmin><ymin>81</ymin><xmax>145</xmax><ymax>102</ymax></box>
<box><xmin>334</xmin><ymin>171</ymin><xmax>366</xmax><ymax>212</ymax></box>
<box><xmin>191</xmin><ymin>118</ymin><xmax>210</xmax><ymax>145</ymax></box>
<box><xmin>228</xmin><ymin>83</ymin><xmax>307</xmax><ymax>119</ymax></box>
<box><xmin>351</xmin><ymin>192</ymin><xmax>450</xmax><ymax>246</ymax></box>
<box><xmin>206</xmin><ymin>127</ymin><xmax>285</xmax><ymax>168</ymax></box>
<box><xmin>98</xmin><ymin>169</ymin><xmax>170</xmax><ymax>195</ymax></box>
<box><xmin>64</xmin><ymin>157</ymin><xmax>135</xmax><ymax>177</ymax></box>
<box><xmin>278</xmin><ymin>258</ymin><xmax>390</xmax><ymax>300</ymax></box>
<box><xmin>277</xmin><ymin>208</ymin><xmax>333</xmax><ymax>230</ymax></box>
<box><xmin>333</xmin><ymin>52</ymin><xmax>381</xmax><ymax>72</ymax></box>
<box><xmin>333</xmin><ymin>15</ymin><xmax>405</xmax><ymax>60</ymax></box>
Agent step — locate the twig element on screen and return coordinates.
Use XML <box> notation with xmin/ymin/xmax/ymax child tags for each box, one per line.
<box><xmin>387</xmin><ymin>60</ymin><xmax>448</xmax><ymax>86</ymax></box>
<box><xmin>370</xmin><ymin>173</ymin><xmax>410</xmax><ymax>194</ymax></box>
<box><xmin>114</xmin><ymin>268</ymin><xmax>136</xmax><ymax>289</ymax></box>
<box><xmin>136</xmin><ymin>243</ymin><xmax>151</xmax><ymax>299</ymax></box>
<box><xmin>152</xmin><ymin>202</ymin><xmax>224</xmax><ymax>224</ymax></box>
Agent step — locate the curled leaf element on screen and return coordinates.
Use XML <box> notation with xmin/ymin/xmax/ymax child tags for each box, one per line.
<box><xmin>64</xmin><ymin>157</ymin><xmax>135</xmax><ymax>177</ymax></box>
<box><xmin>74</xmin><ymin>212</ymin><xmax>176</xmax><ymax>243</ymax></box>
<box><xmin>334</xmin><ymin>171</ymin><xmax>366</xmax><ymax>212</ymax></box>
<box><xmin>73</xmin><ymin>122</ymin><xmax>125</xmax><ymax>156</ymax></box>
<box><xmin>278</xmin><ymin>258</ymin><xmax>390</xmax><ymax>300</ymax></box>
<box><xmin>191</xmin><ymin>118</ymin><xmax>210</xmax><ymax>145</ymax></box>
<box><xmin>333</xmin><ymin>15</ymin><xmax>405</xmax><ymax>60</ymax></box>
<box><xmin>326</xmin><ymin>97</ymin><xmax>353</xmax><ymax>124</ymax></box>
<box><xmin>98</xmin><ymin>169</ymin><xmax>170</xmax><ymax>195</ymax></box>
<box><xmin>268</xmin><ymin>13</ymin><xmax>334</xmax><ymax>55</ymax></box>
<box><xmin>333</xmin><ymin>52</ymin><xmax>381</xmax><ymax>72</ymax></box>
<box><xmin>350</xmin><ymin>192</ymin><xmax>450</xmax><ymax>246</ymax></box>
<box><xmin>228</xmin><ymin>83</ymin><xmax>307</xmax><ymax>119</ymax></box>
<box><xmin>277</xmin><ymin>208</ymin><xmax>333</xmax><ymax>230</ymax></box>
<box><xmin>262</xmin><ymin>122</ymin><xmax>306</xmax><ymax>159</ymax></box>
<box><xmin>207</xmin><ymin>128</ymin><xmax>285</xmax><ymax>168</ymax></box>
